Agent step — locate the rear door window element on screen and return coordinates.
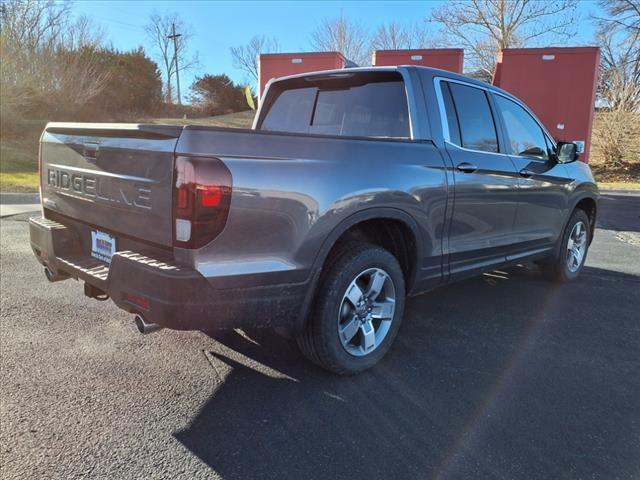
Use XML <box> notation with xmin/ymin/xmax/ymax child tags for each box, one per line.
<box><xmin>441</xmin><ymin>82</ymin><xmax>462</xmax><ymax>146</ymax></box>
<box><xmin>445</xmin><ymin>82</ymin><xmax>499</xmax><ymax>153</ymax></box>
<box><xmin>260</xmin><ymin>77</ymin><xmax>410</xmax><ymax>139</ymax></box>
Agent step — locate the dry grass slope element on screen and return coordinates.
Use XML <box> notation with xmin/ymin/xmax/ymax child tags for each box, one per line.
<box><xmin>1</xmin><ymin>111</ymin><xmax>638</xmax><ymax>192</ymax></box>
<box><xmin>0</xmin><ymin>111</ymin><xmax>256</xmax><ymax>192</ymax></box>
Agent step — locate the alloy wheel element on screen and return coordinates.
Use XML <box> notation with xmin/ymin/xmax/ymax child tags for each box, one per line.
<box><xmin>337</xmin><ymin>267</ymin><xmax>396</xmax><ymax>357</ymax></box>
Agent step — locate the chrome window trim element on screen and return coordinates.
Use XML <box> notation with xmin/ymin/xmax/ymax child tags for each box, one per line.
<box><xmin>397</xmin><ymin>67</ymin><xmax>419</xmax><ymax>141</ymax></box>
<box><xmin>433</xmin><ymin>77</ymin><xmax>451</xmax><ymax>141</ymax></box>
<box><xmin>444</xmin><ymin>139</ymin><xmax>511</xmax><ymax>158</ymax></box>
<box><xmin>433</xmin><ymin>76</ymin><xmax>556</xmax><ymax>156</ymax></box>
<box><xmin>433</xmin><ymin>76</ymin><xmax>503</xmax><ymax>156</ymax></box>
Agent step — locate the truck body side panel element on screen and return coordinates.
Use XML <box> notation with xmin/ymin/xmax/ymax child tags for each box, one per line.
<box><xmin>174</xmin><ymin>127</ymin><xmax>449</xmax><ymax>291</ymax></box>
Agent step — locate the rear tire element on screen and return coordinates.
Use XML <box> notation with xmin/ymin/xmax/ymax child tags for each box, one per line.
<box><xmin>297</xmin><ymin>242</ymin><xmax>405</xmax><ymax>375</ymax></box>
<box><xmin>540</xmin><ymin>209</ymin><xmax>591</xmax><ymax>283</ymax></box>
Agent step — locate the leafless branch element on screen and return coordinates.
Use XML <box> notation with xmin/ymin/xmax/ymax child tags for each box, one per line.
<box><xmin>230</xmin><ymin>35</ymin><xmax>280</xmax><ymax>85</ymax></box>
<box><xmin>309</xmin><ymin>13</ymin><xmax>371</xmax><ymax>66</ymax></box>
<box><xmin>0</xmin><ymin>0</ymin><xmax>108</xmax><ymax>114</ymax></box>
<box><xmin>429</xmin><ymin>0</ymin><xmax>579</xmax><ymax>79</ymax></box>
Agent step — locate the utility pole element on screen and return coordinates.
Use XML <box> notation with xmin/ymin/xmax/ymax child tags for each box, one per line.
<box><xmin>168</xmin><ymin>23</ymin><xmax>182</xmax><ymax>105</ymax></box>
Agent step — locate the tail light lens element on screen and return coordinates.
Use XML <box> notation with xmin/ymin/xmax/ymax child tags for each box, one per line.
<box><xmin>173</xmin><ymin>156</ymin><xmax>232</xmax><ymax>249</ymax></box>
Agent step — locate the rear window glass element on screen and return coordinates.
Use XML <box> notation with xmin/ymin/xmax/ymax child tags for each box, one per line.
<box><xmin>259</xmin><ymin>87</ymin><xmax>316</xmax><ymax>134</ymax></box>
<box><xmin>447</xmin><ymin>82</ymin><xmax>498</xmax><ymax>153</ymax></box>
<box><xmin>260</xmin><ymin>77</ymin><xmax>410</xmax><ymax>138</ymax></box>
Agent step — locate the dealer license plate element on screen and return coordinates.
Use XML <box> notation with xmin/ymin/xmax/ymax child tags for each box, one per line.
<box><xmin>91</xmin><ymin>230</ymin><xmax>116</xmax><ymax>263</ymax></box>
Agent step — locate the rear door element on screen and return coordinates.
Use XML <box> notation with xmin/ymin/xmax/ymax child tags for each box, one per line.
<box><xmin>40</xmin><ymin>123</ymin><xmax>182</xmax><ymax>247</ymax></box>
<box><xmin>490</xmin><ymin>94</ymin><xmax>572</xmax><ymax>259</ymax></box>
<box><xmin>438</xmin><ymin>80</ymin><xmax>520</xmax><ymax>279</ymax></box>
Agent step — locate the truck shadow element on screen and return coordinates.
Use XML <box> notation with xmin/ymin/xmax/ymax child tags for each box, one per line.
<box><xmin>174</xmin><ymin>264</ymin><xmax>640</xmax><ymax>480</ymax></box>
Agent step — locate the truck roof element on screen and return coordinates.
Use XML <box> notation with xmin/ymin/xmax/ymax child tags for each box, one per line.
<box><xmin>268</xmin><ymin>65</ymin><xmax>519</xmax><ymax>104</ymax></box>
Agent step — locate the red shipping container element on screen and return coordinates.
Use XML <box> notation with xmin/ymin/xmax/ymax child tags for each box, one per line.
<box><xmin>373</xmin><ymin>49</ymin><xmax>464</xmax><ymax>73</ymax></box>
<box><xmin>259</xmin><ymin>52</ymin><xmax>348</xmax><ymax>97</ymax></box>
<box><xmin>493</xmin><ymin>47</ymin><xmax>600</xmax><ymax>163</ymax></box>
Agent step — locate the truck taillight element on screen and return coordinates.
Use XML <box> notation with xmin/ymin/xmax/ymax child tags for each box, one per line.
<box><xmin>173</xmin><ymin>156</ymin><xmax>232</xmax><ymax>249</ymax></box>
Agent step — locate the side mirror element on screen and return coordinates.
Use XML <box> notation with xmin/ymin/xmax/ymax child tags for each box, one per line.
<box><xmin>556</xmin><ymin>142</ymin><xmax>580</xmax><ymax>163</ymax></box>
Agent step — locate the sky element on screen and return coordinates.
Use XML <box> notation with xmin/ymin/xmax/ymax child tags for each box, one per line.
<box><xmin>73</xmin><ymin>0</ymin><xmax>602</xmax><ymax>94</ymax></box>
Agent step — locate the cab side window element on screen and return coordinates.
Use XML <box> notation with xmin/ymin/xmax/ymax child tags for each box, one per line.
<box><xmin>444</xmin><ymin>82</ymin><xmax>499</xmax><ymax>153</ymax></box>
<box><xmin>494</xmin><ymin>95</ymin><xmax>549</xmax><ymax>160</ymax></box>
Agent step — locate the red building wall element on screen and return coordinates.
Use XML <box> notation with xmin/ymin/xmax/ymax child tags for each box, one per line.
<box><xmin>258</xmin><ymin>52</ymin><xmax>347</xmax><ymax>97</ymax></box>
<box><xmin>493</xmin><ymin>47</ymin><xmax>600</xmax><ymax>163</ymax></box>
<box><xmin>373</xmin><ymin>49</ymin><xmax>464</xmax><ymax>73</ymax></box>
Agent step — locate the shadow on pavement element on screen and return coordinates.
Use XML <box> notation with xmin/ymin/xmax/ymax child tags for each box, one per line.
<box><xmin>175</xmin><ymin>264</ymin><xmax>640</xmax><ymax>480</ymax></box>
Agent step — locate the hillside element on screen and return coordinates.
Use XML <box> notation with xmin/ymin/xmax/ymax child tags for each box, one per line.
<box><xmin>1</xmin><ymin>111</ymin><xmax>637</xmax><ymax>192</ymax></box>
<box><xmin>0</xmin><ymin>111</ymin><xmax>256</xmax><ymax>192</ymax></box>
<box><xmin>148</xmin><ymin>110</ymin><xmax>255</xmax><ymax>128</ymax></box>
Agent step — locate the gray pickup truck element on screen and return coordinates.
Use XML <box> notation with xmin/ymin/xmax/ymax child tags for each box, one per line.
<box><xmin>30</xmin><ymin>66</ymin><xmax>598</xmax><ymax>374</ymax></box>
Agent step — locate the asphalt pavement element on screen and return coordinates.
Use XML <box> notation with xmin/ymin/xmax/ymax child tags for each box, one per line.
<box><xmin>1</xmin><ymin>193</ymin><xmax>639</xmax><ymax>480</ymax></box>
<box><xmin>0</xmin><ymin>193</ymin><xmax>40</xmax><ymax>218</ymax></box>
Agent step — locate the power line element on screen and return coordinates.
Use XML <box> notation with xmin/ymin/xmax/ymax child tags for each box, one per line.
<box><xmin>98</xmin><ymin>17</ymin><xmax>145</xmax><ymax>31</ymax></box>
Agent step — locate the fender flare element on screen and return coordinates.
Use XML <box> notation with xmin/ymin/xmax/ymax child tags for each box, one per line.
<box><xmin>568</xmin><ymin>189</ymin><xmax>599</xmax><ymax>240</ymax></box>
<box><xmin>549</xmin><ymin>190</ymin><xmax>599</xmax><ymax>260</ymax></box>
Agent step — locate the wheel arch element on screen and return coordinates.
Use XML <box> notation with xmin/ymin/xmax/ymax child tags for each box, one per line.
<box><xmin>295</xmin><ymin>208</ymin><xmax>426</xmax><ymax>332</ymax></box>
<box><xmin>570</xmin><ymin>193</ymin><xmax>598</xmax><ymax>244</ymax></box>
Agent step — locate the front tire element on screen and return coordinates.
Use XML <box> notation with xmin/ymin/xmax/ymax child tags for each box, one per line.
<box><xmin>297</xmin><ymin>243</ymin><xmax>405</xmax><ymax>375</ymax></box>
<box><xmin>540</xmin><ymin>209</ymin><xmax>591</xmax><ymax>282</ymax></box>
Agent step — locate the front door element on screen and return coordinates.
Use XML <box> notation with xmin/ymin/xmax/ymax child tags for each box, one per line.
<box><xmin>491</xmin><ymin>93</ymin><xmax>573</xmax><ymax>260</ymax></box>
<box><xmin>439</xmin><ymin>80</ymin><xmax>520</xmax><ymax>279</ymax></box>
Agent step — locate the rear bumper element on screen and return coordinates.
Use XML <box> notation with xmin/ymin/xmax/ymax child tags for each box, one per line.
<box><xmin>29</xmin><ymin>216</ymin><xmax>309</xmax><ymax>331</ymax></box>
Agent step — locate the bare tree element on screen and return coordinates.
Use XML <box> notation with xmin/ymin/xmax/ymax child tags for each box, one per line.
<box><xmin>309</xmin><ymin>13</ymin><xmax>370</xmax><ymax>66</ymax></box>
<box><xmin>430</xmin><ymin>0</ymin><xmax>579</xmax><ymax>80</ymax></box>
<box><xmin>371</xmin><ymin>21</ymin><xmax>411</xmax><ymax>50</ymax></box>
<box><xmin>371</xmin><ymin>21</ymin><xmax>437</xmax><ymax>50</ymax></box>
<box><xmin>0</xmin><ymin>0</ymin><xmax>108</xmax><ymax>114</ymax></box>
<box><xmin>598</xmin><ymin>30</ymin><xmax>640</xmax><ymax>112</ymax></box>
<box><xmin>595</xmin><ymin>0</ymin><xmax>640</xmax><ymax>32</ymax></box>
<box><xmin>230</xmin><ymin>35</ymin><xmax>280</xmax><ymax>85</ymax></box>
<box><xmin>64</xmin><ymin>15</ymin><xmax>105</xmax><ymax>50</ymax></box>
<box><xmin>145</xmin><ymin>12</ymin><xmax>198</xmax><ymax>104</ymax></box>
<box><xmin>591</xmin><ymin>1</ymin><xmax>640</xmax><ymax>166</ymax></box>
<box><xmin>595</xmin><ymin>0</ymin><xmax>640</xmax><ymax>112</ymax></box>
<box><xmin>0</xmin><ymin>0</ymin><xmax>69</xmax><ymax>52</ymax></box>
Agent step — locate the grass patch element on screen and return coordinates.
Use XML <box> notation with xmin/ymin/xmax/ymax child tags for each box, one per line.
<box><xmin>0</xmin><ymin>112</ymin><xmax>255</xmax><ymax>192</ymax></box>
<box><xmin>1</xmin><ymin>138</ymin><xmax>40</xmax><ymax>192</ymax></box>
<box><xmin>591</xmin><ymin>160</ymin><xmax>640</xmax><ymax>184</ymax></box>
<box><xmin>148</xmin><ymin>110</ymin><xmax>255</xmax><ymax>129</ymax></box>
<box><xmin>597</xmin><ymin>182</ymin><xmax>640</xmax><ymax>190</ymax></box>
<box><xmin>1</xmin><ymin>110</ymin><xmax>638</xmax><ymax>193</ymax></box>
<box><xmin>0</xmin><ymin>172</ymin><xmax>40</xmax><ymax>192</ymax></box>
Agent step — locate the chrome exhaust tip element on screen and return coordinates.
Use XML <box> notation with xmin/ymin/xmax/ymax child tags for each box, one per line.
<box><xmin>134</xmin><ymin>315</ymin><xmax>162</xmax><ymax>335</ymax></box>
<box><xmin>44</xmin><ymin>266</ymin><xmax>68</xmax><ymax>283</ymax></box>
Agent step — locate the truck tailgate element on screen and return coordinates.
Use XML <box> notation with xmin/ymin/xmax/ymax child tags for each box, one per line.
<box><xmin>40</xmin><ymin>123</ymin><xmax>182</xmax><ymax>247</ymax></box>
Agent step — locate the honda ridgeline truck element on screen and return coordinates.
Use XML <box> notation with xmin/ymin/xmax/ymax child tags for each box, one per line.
<box><xmin>30</xmin><ymin>67</ymin><xmax>598</xmax><ymax>374</ymax></box>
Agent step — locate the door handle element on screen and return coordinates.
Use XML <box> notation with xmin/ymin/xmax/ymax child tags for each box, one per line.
<box><xmin>519</xmin><ymin>168</ymin><xmax>535</xmax><ymax>178</ymax></box>
<box><xmin>456</xmin><ymin>162</ymin><xmax>478</xmax><ymax>173</ymax></box>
